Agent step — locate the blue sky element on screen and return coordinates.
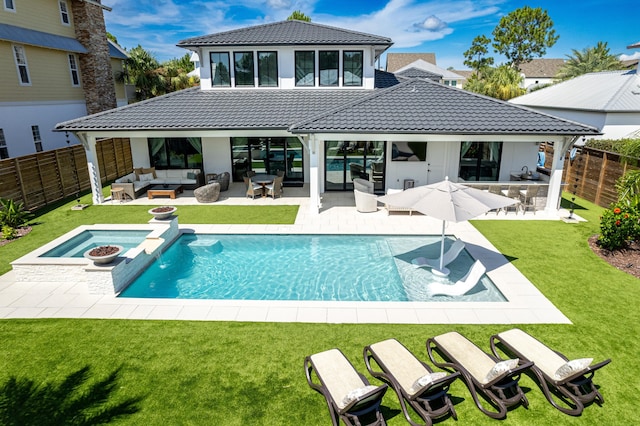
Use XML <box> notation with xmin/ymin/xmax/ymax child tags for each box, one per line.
<box><xmin>103</xmin><ymin>0</ymin><xmax>640</xmax><ymax>70</ymax></box>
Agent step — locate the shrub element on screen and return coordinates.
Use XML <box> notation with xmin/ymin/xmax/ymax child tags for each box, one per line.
<box><xmin>1</xmin><ymin>225</ymin><xmax>16</xmax><ymax>240</ymax></box>
<box><xmin>0</xmin><ymin>198</ymin><xmax>31</xmax><ymax>228</ymax></box>
<box><xmin>598</xmin><ymin>204</ymin><xmax>640</xmax><ymax>250</ymax></box>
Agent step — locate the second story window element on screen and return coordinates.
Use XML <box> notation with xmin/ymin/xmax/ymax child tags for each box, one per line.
<box><xmin>343</xmin><ymin>51</ymin><xmax>363</xmax><ymax>87</ymax></box>
<box><xmin>4</xmin><ymin>0</ymin><xmax>15</xmax><ymax>12</ymax></box>
<box><xmin>319</xmin><ymin>51</ymin><xmax>339</xmax><ymax>86</ymax></box>
<box><xmin>31</xmin><ymin>125</ymin><xmax>43</xmax><ymax>152</ymax></box>
<box><xmin>234</xmin><ymin>52</ymin><xmax>254</xmax><ymax>87</ymax></box>
<box><xmin>295</xmin><ymin>51</ymin><xmax>314</xmax><ymax>87</ymax></box>
<box><xmin>68</xmin><ymin>54</ymin><xmax>80</xmax><ymax>86</ymax></box>
<box><xmin>59</xmin><ymin>1</ymin><xmax>70</xmax><ymax>25</ymax></box>
<box><xmin>12</xmin><ymin>45</ymin><xmax>31</xmax><ymax>85</ymax></box>
<box><xmin>210</xmin><ymin>52</ymin><xmax>230</xmax><ymax>87</ymax></box>
<box><xmin>257</xmin><ymin>51</ymin><xmax>278</xmax><ymax>87</ymax></box>
<box><xmin>0</xmin><ymin>129</ymin><xmax>8</xmax><ymax>159</ymax></box>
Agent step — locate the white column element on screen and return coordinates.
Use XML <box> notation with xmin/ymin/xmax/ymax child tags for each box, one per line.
<box><xmin>77</xmin><ymin>133</ymin><xmax>104</xmax><ymax>205</ymax></box>
<box><xmin>545</xmin><ymin>137</ymin><xmax>576</xmax><ymax>214</ymax></box>
<box><xmin>308</xmin><ymin>135</ymin><xmax>320</xmax><ymax>215</ymax></box>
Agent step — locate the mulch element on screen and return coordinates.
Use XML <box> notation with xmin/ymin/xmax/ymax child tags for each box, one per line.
<box><xmin>0</xmin><ymin>226</ymin><xmax>32</xmax><ymax>248</ymax></box>
<box><xmin>588</xmin><ymin>235</ymin><xmax>640</xmax><ymax>279</ymax></box>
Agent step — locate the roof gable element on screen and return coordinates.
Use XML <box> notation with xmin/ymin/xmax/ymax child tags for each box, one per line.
<box><xmin>518</xmin><ymin>59</ymin><xmax>566</xmax><ymax>78</ymax></box>
<box><xmin>395</xmin><ymin>59</ymin><xmax>463</xmax><ymax>79</ymax></box>
<box><xmin>396</xmin><ymin>67</ymin><xmax>441</xmax><ymax>81</ymax></box>
<box><xmin>177</xmin><ymin>20</ymin><xmax>392</xmax><ymax>48</ymax></box>
<box><xmin>386</xmin><ymin>52</ymin><xmax>436</xmax><ymax>72</ymax></box>
<box><xmin>289</xmin><ymin>78</ymin><xmax>599</xmax><ymax>135</ymax></box>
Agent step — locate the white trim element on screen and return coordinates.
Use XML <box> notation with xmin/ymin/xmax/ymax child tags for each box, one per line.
<box><xmin>12</xmin><ymin>44</ymin><xmax>31</xmax><ymax>86</ymax></box>
<box><xmin>3</xmin><ymin>0</ymin><xmax>16</xmax><ymax>12</ymax></box>
<box><xmin>68</xmin><ymin>53</ymin><xmax>81</xmax><ymax>87</ymax></box>
<box><xmin>59</xmin><ymin>0</ymin><xmax>71</xmax><ymax>26</ymax></box>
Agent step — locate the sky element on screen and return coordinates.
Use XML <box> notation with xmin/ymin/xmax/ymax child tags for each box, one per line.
<box><xmin>103</xmin><ymin>0</ymin><xmax>640</xmax><ymax>70</ymax></box>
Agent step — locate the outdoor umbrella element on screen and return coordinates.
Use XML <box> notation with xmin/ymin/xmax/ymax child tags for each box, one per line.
<box><xmin>377</xmin><ymin>177</ymin><xmax>517</xmax><ymax>276</ymax></box>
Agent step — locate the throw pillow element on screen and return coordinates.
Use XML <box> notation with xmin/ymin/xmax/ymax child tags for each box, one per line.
<box><xmin>554</xmin><ymin>358</ymin><xmax>593</xmax><ymax>381</ymax></box>
<box><xmin>409</xmin><ymin>372</ymin><xmax>447</xmax><ymax>395</ymax></box>
<box><xmin>483</xmin><ymin>358</ymin><xmax>519</xmax><ymax>383</ymax></box>
<box><xmin>187</xmin><ymin>172</ymin><xmax>196</xmax><ymax>180</ymax></box>
<box><xmin>141</xmin><ymin>167</ymin><xmax>157</xmax><ymax>178</ymax></box>
<box><xmin>139</xmin><ymin>172</ymin><xmax>154</xmax><ymax>182</ymax></box>
<box><xmin>341</xmin><ymin>385</ymin><xmax>378</xmax><ymax>408</ymax></box>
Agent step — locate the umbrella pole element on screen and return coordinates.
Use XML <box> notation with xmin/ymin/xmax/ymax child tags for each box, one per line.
<box><xmin>439</xmin><ymin>220</ymin><xmax>445</xmax><ymax>271</ymax></box>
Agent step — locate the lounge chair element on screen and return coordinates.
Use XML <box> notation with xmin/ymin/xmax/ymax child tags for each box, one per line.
<box><xmin>489</xmin><ymin>328</ymin><xmax>611</xmax><ymax>416</ymax></box>
<box><xmin>426</xmin><ymin>331</ymin><xmax>533</xmax><ymax>419</ymax></box>
<box><xmin>363</xmin><ymin>338</ymin><xmax>459</xmax><ymax>426</ymax></box>
<box><xmin>412</xmin><ymin>240</ymin><xmax>465</xmax><ymax>270</ymax></box>
<box><xmin>305</xmin><ymin>348</ymin><xmax>388</xmax><ymax>426</ymax></box>
<box><xmin>426</xmin><ymin>260</ymin><xmax>486</xmax><ymax>297</ymax></box>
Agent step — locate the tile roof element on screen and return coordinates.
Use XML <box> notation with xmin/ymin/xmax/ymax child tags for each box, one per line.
<box><xmin>518</xmin><ymin>59</ymin><xmax>565</xmax><ymax>78</ymax></box>
<box><xmin>395</xmin><ymin>59</ymin><xmax>464</xmax><ymax>80</ymax></box>
<box><xmin>0</xmin><ymin>23</ymin><xmax>87</xmax><ymax>53</ymax></box>
<box><xmin>374</xmin><ymin>69</ymin><xmax>401</xmax><ymax>88</ymax></box>
<box><xmin>511</xmin><ymin>69</ymin><xmax>640</xmax><ymax>112</ymax></box>
<box><xmin>396</xmin><ymin>67</ymin><xmax>441</xmax><ymax>81</ymax></box>
<box><xmin>386</xmin><ymin>53</ymin><xmax>436</xmax><ymax>72</ymax></box>
<box><xmin>177</xmin><ymin>20</ymin><xmax>392</xmax><ymax>48</ymax></box>
<box><xmin>289</xmin><ymin>78</ymin><xmax>599</xmax><ymax>135</ymax></box>
<box><xmin>627</xmin><ymin>41</ymin><xmax>640</xmax><ymax>49</ymax></box>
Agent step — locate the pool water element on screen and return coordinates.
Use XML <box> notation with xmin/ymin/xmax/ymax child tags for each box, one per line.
<box><xmin>40</xmin><ymin>230</ymin><xmax>151</xmax><ymax>258</ymax></box>
<box><xmin>120</xmin><ymin>234</ymin><xmax>506</xmax><ymax>302</ymax></box>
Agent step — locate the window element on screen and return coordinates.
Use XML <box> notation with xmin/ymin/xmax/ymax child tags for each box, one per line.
<box><xmin>319</xmin><ymin>51</ymin><xmax>339</xmax><ymax>86</ymax></box>
<box><xmin>295</xmin><ymin>51</ymin><xmax>314</xmax><ymax>86</ymax></box>
<box><xmin>257</xmin><ymin>51</ymin><xmax>278</xmax><ymax>87</ymax></box>
<box><xmin>233</xmin><ymin>52</ymin><xmax>254</xmax><ymax>87</ymax></box>
<box><xmin>68</xmin><ymin>54</ymin><xmax>80</xmax><ymax>86</ymax></box>
<box><xmin>148</xmin><ymin>138</ymin><xmax>202</xmax><ymax>169</ymax></box>
<box><xmin>59</xmin><ymin>1</ymin><xmax>70</xmax><ymax>25</ymax></box>
<box><xmin>459</xmin><ymin>141</ymin><xmax>502</xmax><ymax>181</ymax></box>
<box><xmin>343</xmin><ymin>51</ymin><xmax>363</xmax><ymax>86</ymax></box>
<box><xmin>12</xmin><ymin>45</ymin><xmax>31</xmax><ymax>85</ymax></box>
<box><xmin>4</xmin><ymin>0</ymin><xmax>15</xmax><ymax>12</ymax></box>
<box><xmin>32</xmin><ymin>125</ymin><xmax>43</xmax><ymax>152</ymax></box>
<box><xmin>444</xmin><ymin>80</ymin><xmax>457</xmax><ymax>87</ymax></box>
<box><xmin>210</xmin><ymin>52</ymin><xmax>230</xmax><ymax>87</ymax></box>
<box><xmin>0</xmin><ymin>129</ymin><xmax>8</xmax><ymax>159</ymax></box>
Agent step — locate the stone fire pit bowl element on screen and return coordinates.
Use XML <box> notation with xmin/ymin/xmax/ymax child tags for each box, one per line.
<box><xmin>84</xmin><ymin>245</ymin><xmax>124</xmax><ymax>265</ymax></box>
<box><xmin>148</xmin><ymin>206</ymin><xmax>177</xmax><ymax>220</ymax></box>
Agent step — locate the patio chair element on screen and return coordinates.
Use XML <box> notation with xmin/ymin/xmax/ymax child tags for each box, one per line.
<box><xmin>363</xmin><ymin>338</ymin><xmax>459</xmax><ymax>426</ymax></box>
<box><xmin>426</xmin><ymin>260</ymin><xmax>486</xmax><ymax>297</ymax></box>
<box><xmin>489</xmin><ymin>328</ymin><xmax>611</xmax><ymax>416</ymax></box>
<box><xmin>487</xmin><ymin>185</ymin><xmax>504</xmax><ymax>214</ymax></box>
<box><xmin>305</xmin><ymin>348</ymin><xmax>388</xmax><ymax>426</ymax></box>
<box><xmin>503</xmin><ymin>185</ymin><xmax>521</xmax><ymax>214</ymax></box>
<box><xmin>519</xmin><ymin>186</ymin><xmax>540</xmax><ymax>214</ymax></box>
<box><xmin>266</xmin><ymin>175</ymin><xmax>283</xmax><ymax>199</ymax></box>
<box><xmin>244</xmin><ymin>176</ymin><xmax>263</xmax><ymax>199</ymax></box>
<box><xmin>426</xmin><ymin>331</ymin><xmax>533</xmax><ymax>419</ymax></box>
<box><xmin>412</xmin><ymin>240</ymin><xmax>465</xmax><ymax>270</ymax></box>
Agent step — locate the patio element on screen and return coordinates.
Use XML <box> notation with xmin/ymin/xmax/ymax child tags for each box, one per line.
<box><xmin>0</xmin><ymin>183</ymin><xmax>577</xmax><ymax>324</ymax></box>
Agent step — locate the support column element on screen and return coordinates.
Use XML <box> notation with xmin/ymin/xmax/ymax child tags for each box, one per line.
<box><xmin>546</xmin><ymin>136</ymin><xmax>576</xmax><ymax>214</ymax></box>
<box><xmin>77</xmin><ymin>133</ymin><xmax>104</xmax><ymax>205</ymax></box>
<box><xmin>308</xmin><ymin>135</ymin><xmax>320</xmax><ymax>215</ymax></box>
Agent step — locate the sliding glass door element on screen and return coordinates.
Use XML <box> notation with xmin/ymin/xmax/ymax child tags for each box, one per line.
<box><xmin>230</xmin><ymin>137</ymin><xmax>303</xmax><ymax>185</ymax></box>
<box><xmin>325</xmin><ymin>141</ymin><xmax>385</xmax><ymax>192</ymax></box>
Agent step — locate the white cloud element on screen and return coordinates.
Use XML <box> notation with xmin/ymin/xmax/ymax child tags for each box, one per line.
<box><xmin>266</xmin><ymin>0</ymin><xmax>292</xmax><ymax>8</ymax></box>
<box><xmin>620</xmin><ymin>52</ymin><xmax>640</xmax><ymax>61</ymax></box>
<box><xmin>415</xmin><ymin>15</ymin><xmax>447</xmax><ymax>32</ymax></box>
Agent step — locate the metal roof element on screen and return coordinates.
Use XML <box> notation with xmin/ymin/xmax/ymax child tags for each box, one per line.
<box><xmin>289</xmin><ymin>78</ymin><xmax>600</xmax><ymax>135</ymax></box>
<box><xmin>511</xmin><ymin>69</ymin><xmax>640</xmax><ymax>112</ymax></box>
<box><xmin>0</xmin><ymin>23</ymin><xmax>87</xmax><ymax>53</ymax></box>
<box><xmin>177</xmin><ymin>20</ymin><xmax>393</xmax><ymax>48</ymax></box>
<box><xmin>108</xmin><ymin>39</ymin><xmax>128</xmax><ymax>59</ymax></box>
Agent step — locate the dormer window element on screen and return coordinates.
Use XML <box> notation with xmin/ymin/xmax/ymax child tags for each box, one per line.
<box><xmin>234</xmin><ymin>52</ymin><xmax>254</xmax><ymax>87</ymax></box>
<box><xmin>210</xmin><ymin>52</ymin><xmax>230</xmax><ymax>87</ymax></box>
<box><xmin>319</xmin><ymin>51</ymin><xmax>339</xmax><ymax>86</ymax></box>
<box><xmin>343</xmin><ymin>51</ymin><xmax>363</xmax><ymax>87</ymax></box>
<box><xmin>258</xmin><ymin>51</ymin><xmax>278</xmax><ymax>87</ymax></box>
<box><xmin>295</xmin><ymin>51</ymin><xmax>315</xmax><ymax>87</ymax></box>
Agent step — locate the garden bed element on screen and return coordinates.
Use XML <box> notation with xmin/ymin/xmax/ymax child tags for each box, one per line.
<box><xmin>589</xmin><ymin>235</ymin><xmax>640</xmax><ymax>279</ymax></box>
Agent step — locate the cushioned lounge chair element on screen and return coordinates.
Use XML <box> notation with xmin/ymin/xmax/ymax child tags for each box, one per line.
<box><xmin>412</xmin><ymin>240</ymin><xmax>465</xmax><ymax>270</ymax></box>
<box><xmin>305</xmin><ymin>348</ymin><xmax>388</xmax><ymax>426</ymax></box>
<box><xmin>363</xmin><ymin>338</ymin><xmax>459</xmax><ymax>426</ymax></box>
<box><xmin>426</xmin><ymin>260</ymin><xmax>486</xmax><ymax>297</ymax></box>
<box><xmin>426</xmin><ymin>331</ymin><xmax>533</xmax><ymax>419</ymax></box>
<box><xmin>489</xmin><ymin>328</ymin><xmax>611</xmax><ymax>416</ymax></box>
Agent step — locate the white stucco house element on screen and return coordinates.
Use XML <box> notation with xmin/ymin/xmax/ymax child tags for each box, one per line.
<box><xmin>55</xmin><ymin>20</ymin><xmax>599</xmax><ymax>214</ymax></box>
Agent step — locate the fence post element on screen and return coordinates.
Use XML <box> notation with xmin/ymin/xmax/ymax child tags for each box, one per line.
<box><xmin>594</xmin><ymin>152</ymin><xmax>608</xmax><ymax>206</ymax></box>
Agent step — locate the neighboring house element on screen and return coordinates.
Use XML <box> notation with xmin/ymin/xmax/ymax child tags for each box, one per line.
<box><xmin>386</xmin><ymin>52</ymin><xmax>436</xmax><ymax>72</ymax></box>
<box><xmin>55</xmin><ymin>20</ymin><xmax>598</xmax><ymax>214</ymax></box>
<box><xmin>0</xmin><ymin>0</ymin><xmax>126</xmax><ymax>159</ymax></box>
<box><xmin>394</xmin><ymin>59</ymin><xmax>465</xmax><ymax>87</ymax></box>
<box><xmin>518</xmin><ymin>58</ymin><xmax>565</xmax><ymax>90</ymax></box>
<box><xmin>510</xmin><ymin>69</ymin><xmax>640</xmax><ymax>140</ymax></box>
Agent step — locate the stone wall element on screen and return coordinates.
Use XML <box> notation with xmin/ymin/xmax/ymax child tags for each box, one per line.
<box><xmin>71</xmin><ymin>0</ymin><xmax>117</xmax><ymax>114</ymax></box>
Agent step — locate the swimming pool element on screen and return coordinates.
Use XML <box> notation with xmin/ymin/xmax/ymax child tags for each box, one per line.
<box><xmin>120</xmin><ymin>234</ymin><xmax>506</xmax><ymax>302</ymax></box>
<box><xmin>39</xmin><ymin>230</ymin><xmax>152</xmax><ymax>258</ymax></box>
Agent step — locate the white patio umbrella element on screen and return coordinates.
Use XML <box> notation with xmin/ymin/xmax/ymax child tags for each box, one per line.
<box><xmin>378</xmin><ymin>177</ymin><xmax>517</xmax><ymax>276</ymax></box>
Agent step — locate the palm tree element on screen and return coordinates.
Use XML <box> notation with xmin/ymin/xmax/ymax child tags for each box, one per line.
<box><xmin>120</xmin><ymin>45</ymin><xmax>163</xmax><ymax>100</ymax></box>
<box><xmin>555</xmin><ymin>42</ymin><xmax>623</xmax><ymax>81</ymax></box>
<box><xmin>464</xmin><ymin>65</ymin><xmax>525</xmax><ymax>100</ymax></box>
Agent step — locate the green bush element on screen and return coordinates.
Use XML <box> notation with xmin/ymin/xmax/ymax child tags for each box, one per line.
<box><xmin>1</xmin><ymin>225</ymin><xmax>16</xmax><ymax>240</ymax></box>
<box><xmin>0</xmin><ymin>198</ymin><xmax>31</xmax><ymax>229</ymax></box>
<box><xmin>598</xmin><ymin>204</ymin><xmax>639</xmax><ymax>250</ymax></box>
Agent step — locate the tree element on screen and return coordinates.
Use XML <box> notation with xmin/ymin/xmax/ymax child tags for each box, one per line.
<box><xmin>463</xmin><ymin>35</ymin><xmax>494</xmax><ymax>75</ymax></box>
<box><xmin>555</xmin><ymin>41</ymin><xmax>623</xmax><ymax>81</ymax></box>
<box><xmin>120</xmin><ymin>45</ymin><xmax>163</xmax><ymax>100</ymax></box>
<box><xmin>463</xmin><ymin>65</ymin><xmax>525</xmax><ymax>100</ymax></box>
<box><xmin>287</xmin><ymin>10</ymin><xmax>311</xmax><ymax>22</ymax></box>
<box><xmin>491</xmin><ymin>6</ymin><xmax>559</xmax><ymax>70</ymax></box>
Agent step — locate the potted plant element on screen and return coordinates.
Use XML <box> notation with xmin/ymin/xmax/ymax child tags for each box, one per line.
<box><xmin>148</xmin><ymin>205</ymin><xmax>177</xmax><ymax>220</ymax></box>
<box><xmin>83</xmin><ymin>245</ymin><xmax>123</xmax><ymax>264</ymax></box>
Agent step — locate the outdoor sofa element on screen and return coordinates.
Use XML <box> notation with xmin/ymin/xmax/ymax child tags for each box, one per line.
<box><xmin>111</xmin><ymin>167</ymin><xmax>203</xmax><ymax>200</ymax></box>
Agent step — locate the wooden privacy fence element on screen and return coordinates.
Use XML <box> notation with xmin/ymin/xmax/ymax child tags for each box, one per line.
<box><xmin>0</xmin><ymin>138</ymin><xmax>132</xmax><ymax>210</ymax></box>
<box><xmin>541</xmin><ymin>143</ymin><xmax>639</xmax><ymax>208</ymax></box>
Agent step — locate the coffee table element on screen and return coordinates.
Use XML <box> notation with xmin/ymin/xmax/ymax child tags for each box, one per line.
<box><xmin>147</xmin><ymin>184</ymin><xmax>183</xmax><ymax>199</ymax></box>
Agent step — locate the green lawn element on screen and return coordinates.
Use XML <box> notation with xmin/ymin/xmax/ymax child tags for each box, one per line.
<box><xmin>0</xmin><ymin>194</ymin><xmax>637</xmax><ymax>425</ymax></box>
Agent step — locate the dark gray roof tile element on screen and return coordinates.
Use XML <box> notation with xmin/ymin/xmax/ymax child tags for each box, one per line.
<box><xmin>396</xmin><ymin>67</ymin><xmax>442</xmax><ymax>81</ymax></box>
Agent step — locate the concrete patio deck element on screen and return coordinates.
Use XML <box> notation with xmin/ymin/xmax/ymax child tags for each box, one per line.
<box><xmin>0</xmin><ymin>183</ymin><xmax>577</xmax><ymax>324</ymax></box>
